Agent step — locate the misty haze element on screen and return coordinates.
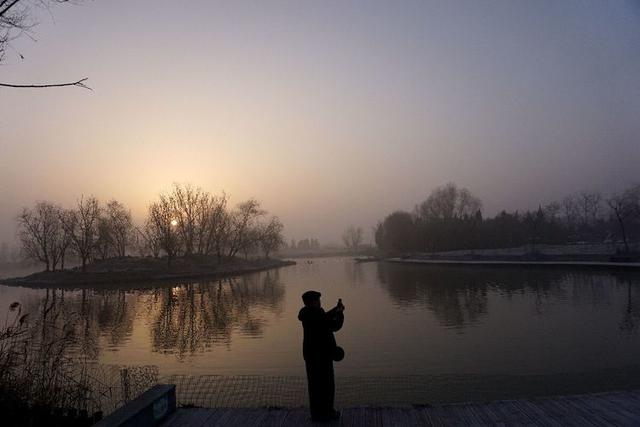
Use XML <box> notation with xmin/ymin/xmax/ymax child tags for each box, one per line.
<box><xmin>1</xmin><ymin>1</ymin><xmax>639</xmax><ymax>426</ymax></box>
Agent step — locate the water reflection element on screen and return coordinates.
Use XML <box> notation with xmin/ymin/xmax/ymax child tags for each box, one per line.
<box><xmin>149</xmin><ymin>270</ymin><xmax>284</xmax><ymax>357</ymax></box>
<box><xmin>18</xmin><ymin>288</ymin><xmax>138</xmax><ymax>359</ymax></box>
<box><xmin>343</xmin><ymin>261</ymin><xmax>365</xmax><ymax>286</ymax></box>
<box><xmin>13</xmin><ymin>269</ymin><xmax>285</xmax><ymax>361</ymax></box>
<box><xmin>376</xmin><ymin>262</ymin><xmax>640</xmax><ymax>334</ymax></box>
<box><xmin>620</xmin><ymin>279</ymin><xmax>640</xmax><ymax>334</ymax></box>
<box><xmin>3</xmin><ymin>259</ymin><xmax>640</xmax><ymax>384</ymax></box>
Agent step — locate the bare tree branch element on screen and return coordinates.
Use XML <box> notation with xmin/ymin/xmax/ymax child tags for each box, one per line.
<box><xmin>0</xmin><ymin>77</ymin><xmax>90</xmax><ymax>89</ymax></box>
<box><xmin>1</xmin><ymin>0</ymin><xmax>85</xmax><ymax>89</ymax></box>
<box><xmin>0</xmin><ymin>0</ymin><xmax>22</xmax><ymax>18</ymax></box>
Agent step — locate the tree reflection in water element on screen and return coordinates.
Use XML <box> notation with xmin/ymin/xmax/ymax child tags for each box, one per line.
<box><xmin>18</xmin><ymin>287</ymin><xmax>137</xmax><ymax>360</ymax></box>
<box><xmin>376</xmin><ymin>262</ymin><xmax>640</xmax><ymax>333</ymax></box>
<box><xmin>620</xmin><ymin>278</ymin><xmax>640</xmax><ymax>334</ymax></box>
<box><xmin>344</xmin><ymin>260</ymin><xmax>365</xmax><ymax>287</ymax></box>
<box><xmin>15</xmin><ymin>269</ymin><xmax>284</xmax><ymax>361</ymax></box>
<box><xmin>149</xmin><ymin>269</ymin><xmax>284</xmax><ymax>358</ymax></box>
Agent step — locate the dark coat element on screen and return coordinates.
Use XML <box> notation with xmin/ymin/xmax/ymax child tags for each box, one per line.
<box><xmin>298</xmin><ymin>305</ymin><xmax>344</xmax><ymax>361</ymax></box>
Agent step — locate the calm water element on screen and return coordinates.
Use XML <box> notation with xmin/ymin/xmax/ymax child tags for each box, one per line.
<box><xmin>1</xmin><ymin>257</ymin><xmax>640</xmax><ymax>401</ymax></box>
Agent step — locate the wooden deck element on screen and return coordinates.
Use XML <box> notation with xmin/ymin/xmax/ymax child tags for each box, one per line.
<box><xmin>162</xmin><ymin>389</ymin><xmax>640</xmax><ymax>426</ymax></box>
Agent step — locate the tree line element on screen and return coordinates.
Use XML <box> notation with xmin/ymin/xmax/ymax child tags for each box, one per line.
<box><xmin>375</xmin><ymin>182</ymin><xmax>640</xmax><ymax>255</ymax></box>
<box><xmin>16</xmin><ymin>184</ymin><xmax>285</xmax><ymax>272</ymax></box>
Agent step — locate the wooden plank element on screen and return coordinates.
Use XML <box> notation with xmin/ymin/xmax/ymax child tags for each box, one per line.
<box><xmin>477</xmin><ymin>402</ymin><xmax>508</xmax><ymax>426</ymax></box>
<box><xmin>223</xmin><ymin>408</ymin><xmax>268</xmax><ymax>427</ymax></box>
<box><xmin>203</xmin><ymin>408</ymin><xmax>235</xmax><ymax>426</ymax></box>
<box><xmin>439</xmin><ymin>404</ymin><xmax>476</xmax><ymax>426</ymax></box>
<box><xmin>365</xmin><ymin>407</ymin><xmax>385</xmax><ymax>427</ymax></box>
<box><xmin>534</xmin><ymin>398</ymin><xmax>566</xmax><ymax>423</ymax></box>
<box><xmin>497</xmin><ymin>401</ymin><xmax>537</xmax><ymax>427</ymax></box>
<box><xmin>203</xmin><ymin>408</ymin><xmax>236</xmax><ymax>426</ymax></box>
<box><xmin>423</xmin><ymin>406</ymin><xmax>447</xmax><ymax>427</ymax></box>
<box><xmin>419</xmin><ymin>405</ymin><xmax>447</xmax><ymax>427</ymax></box>
<box><xmin>575</xmin><ymin>396</ymin><xmax>624</xmax><ymax>426</ymax></box>
<box><xmin>379</xmin><ymin>407</ymin><xmax>424</xmax><ymax>426</ymax></box>
<box><xmin>161</xmin><ymin>409</ymin><xmax>193</xmax><ymax>427</ymax></box>
<box><xmin>342</xmin><ymin>406</ymin><xmax>383</xmax><ymax>427</ymax></box>
<box><xmin>509</xmin><ymin>400</ymin><xmax>554</xmax><ymax>427</ymax></box>
<box><xmin>624</xmin><ymin>390</ymin><xmax>640</xmax><ymax>406</ymax></box>
<box><xmin>280</xmin><ymin>408</ymin><xmax>314</xmax><ymax>427</ymax></box>
<box><xmin>567</xmin><ymin>396</ymin><xmax>631</xmax><ymax>426</ymax></box>
<box><xmin>599</xmin><ymin>391</ymin><xmax>640</xmax><ymax>414</ymax></box>
<box><xmin>537</xmin><ymin>398</ymin><xmax>582</xmax><ymax>427</ymax></box>
<box><xmin>258</xmin><ymin>407</ymin><xmax>290</xmax><ymax>427</ymax></box>
<box><xmin>557</xmin><ymin>397</ymin><xmax>614</xmax><ymax>427</ymax></box>
<box><xmin>464</xmin><ymin>403</ymin><xmax>501</xmax><ymax>426</ymax></box>
<box><xmin>160</xmin><ymin>389</ymin><xmax>640</xmax><ymax>427</ymax></box>
<box><xmin>490</xmin><ymin>401</ymin><xmax>518</xmax><ymax>425</ymax></box>
<box><xmin>175</xmin><ymin>409</ymin><xmax>218</xmax><ymax>427</ymax></box>
<box><xmin>539</xmin><ymin>397</ymin><xmax>592</xmax><ymax>427</ymax></box>
<box><xmin>592</xmin><ymin>394</ymin><xmax>640</xmax><ymax>425</ymax></box>
<box><xmin>169</xmin><ymin>408</ymin><xmax>221</xmax><ymax>427</ymax></box>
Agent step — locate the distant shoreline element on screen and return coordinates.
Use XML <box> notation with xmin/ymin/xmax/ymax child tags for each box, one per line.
<box><xmin>387</xmin><ymin>253</ymin><xmax>640</xmax><ymax>269</ymax></box>
<box><xmin>388</xmin><ymin>257</ymin><xmax>640</xmax><ymax>269</ymax></box>
<box><xmin>0</xmin><ymin>257</ymin><xmax>296</xmax><ymax>289</ymax></box>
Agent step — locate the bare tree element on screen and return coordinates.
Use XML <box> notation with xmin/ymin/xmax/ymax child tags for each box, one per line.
<box><xmin>169</xmin><ymin>183</ymin><xmax>207</xmax><ymax>257</ymax></box>
<box><xmin>105</xmin><ymin>200</ymin><xmax>133</xmax><ymax>257</ymax></box>
<box><xmin>543</xmin><ymin>202</ymin><xmax>561</xmax><ymax>224</ymax></box>
<box><xmin>342</xmin><ymin>225</ymin><xmax>363</xmax><ymax>252</ymax></box>
<box><xmin>608</xmin><ymin>185</ymin><xmax>640</xmax><ymax>253</ymax></box>
<box><xmin>147</xmin><ymin>197</ymin><xmax>181</xmax><ymax>266</ymax></box>
<box><xmin>259</xmin><ymin>217</ymin><xmax>284</xmax><ymax>259</ymax></box>
<box><xmin>240</xmin><ymin>226</ymin><xmax>261</xmax><ymax>260</ymax></box>
<box><xmin>151</xmin><ymin>184</ymin><xmax>236</xmax><ymax>259</ymax></box>
<box><xmin>202</xmin><ymin>193</ymin><xmax>229</xmax><ymax>259</ymax></box>
<box><xmin>578</xmin><ymin>191</ymin><xmax>602</xmax><ymax>226</ymax></box>
<box><xmin>95</xmin><ymin>216</ymin><xmax>113</xmax><ymax>260</ymax></box>
<box><xmin>456</xmin><ymin>188</ymin><xmax>483</xmax><ymax>219</ymax></box>
<box><xmin>560</xmin><ymin>196</ymin><xmax>580</xmax><ymax>228</ymax></box>
<box><xmin>141</xmin><ymin>185</ymin><xmax>283</xmax><ymax>264</ymax></box>
<box><xmin>0</xmin><ymin>0</ymin><xmax>90</xmax><ymax>89</ymax></box>
<box><xmin>135</xmin><ymin>220</ymin><xmax>162</xmax><ymax>258</ymax></box>
<box><xmin>57</xmin><ymin>209</ymin><xmax>74</xmax><ymax>269</ymax></box>
<box><xmin>16</xmin><ymin>201</ymin><xmax>62</xmax><ymax>271</ymax></box>
<box><xmin>62</xmin><ymin>196</ymin><xmax>101</xmax><ymax>272</ymax></box>
<box><xmin>226</xmin><ymin>199</ymin><xmax>265</xmax><ymax>259</ymax></box>
<box><xmin>417</xmin><ymin>183</ymin><xmax>482</xmax><ymax>221</ymax></box>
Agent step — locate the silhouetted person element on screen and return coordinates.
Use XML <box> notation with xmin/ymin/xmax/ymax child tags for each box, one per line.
<box><xmin>298</xmin><ymin>290</ymin><xmax>345</xmax><ymax>422</ymax></box>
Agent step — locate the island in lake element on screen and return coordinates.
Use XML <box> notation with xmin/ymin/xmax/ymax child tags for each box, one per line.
<box><xmin>1</xmin><ymin>255</ymin><xmax>295</xmax><ymax>288</ymax></box>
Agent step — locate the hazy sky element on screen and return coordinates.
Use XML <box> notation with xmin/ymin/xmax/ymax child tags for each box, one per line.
<box><xmin>1</xmin><ymin>0</ymin><xmax>639</xmax><ymax>245</ymax></box>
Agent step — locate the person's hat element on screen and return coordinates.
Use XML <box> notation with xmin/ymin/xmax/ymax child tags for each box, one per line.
<box><xmin>302</xmin><ymin>290</ymin><xmax>321</xmax><ymax>305</ymax></box>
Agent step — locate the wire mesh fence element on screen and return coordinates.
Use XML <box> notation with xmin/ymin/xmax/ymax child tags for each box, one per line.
<box><xmin>84</xmin><ymin>366</ymin><xmax>640</xmax><ymax>415</ymax></box>
<box><xmin>162</xmin><ymin>370</ymin><xmax>640</xmax><ymax>409</ymax></box>
<box><xmin>165</xmin><ymin>375</ymin><xmax>308</xmax><ymax>408</ymax></box>
<box><xmin>94</xmin><ymin>373</ymin><xmax>451</xmax><ymax>412</ymax></box>
<box><xmin>75</xmin><ymin>364</ymin><xmax>159</xmax><ymax>415</ymax></box>
<box><xmin>162</xmin><ymin>375</ymin><xmax>489</xmax><ymax>408</ymax></box>
<box><xmin>161</xmin><ymin>374</ymin><xmax>498</xmax><ymax>408</ymax></box>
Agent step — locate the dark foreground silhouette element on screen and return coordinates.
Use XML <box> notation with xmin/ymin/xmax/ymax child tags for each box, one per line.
<box><xmin>298</xmin><ymin>291</ymin><xmax>344</xmax><ymax>422</ymax></box>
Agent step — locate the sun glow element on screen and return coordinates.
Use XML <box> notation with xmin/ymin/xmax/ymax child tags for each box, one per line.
<box><xmin>170</xmin><ymin>219</ymin><xmax>178</xmax><ymax>226</ymax></box>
